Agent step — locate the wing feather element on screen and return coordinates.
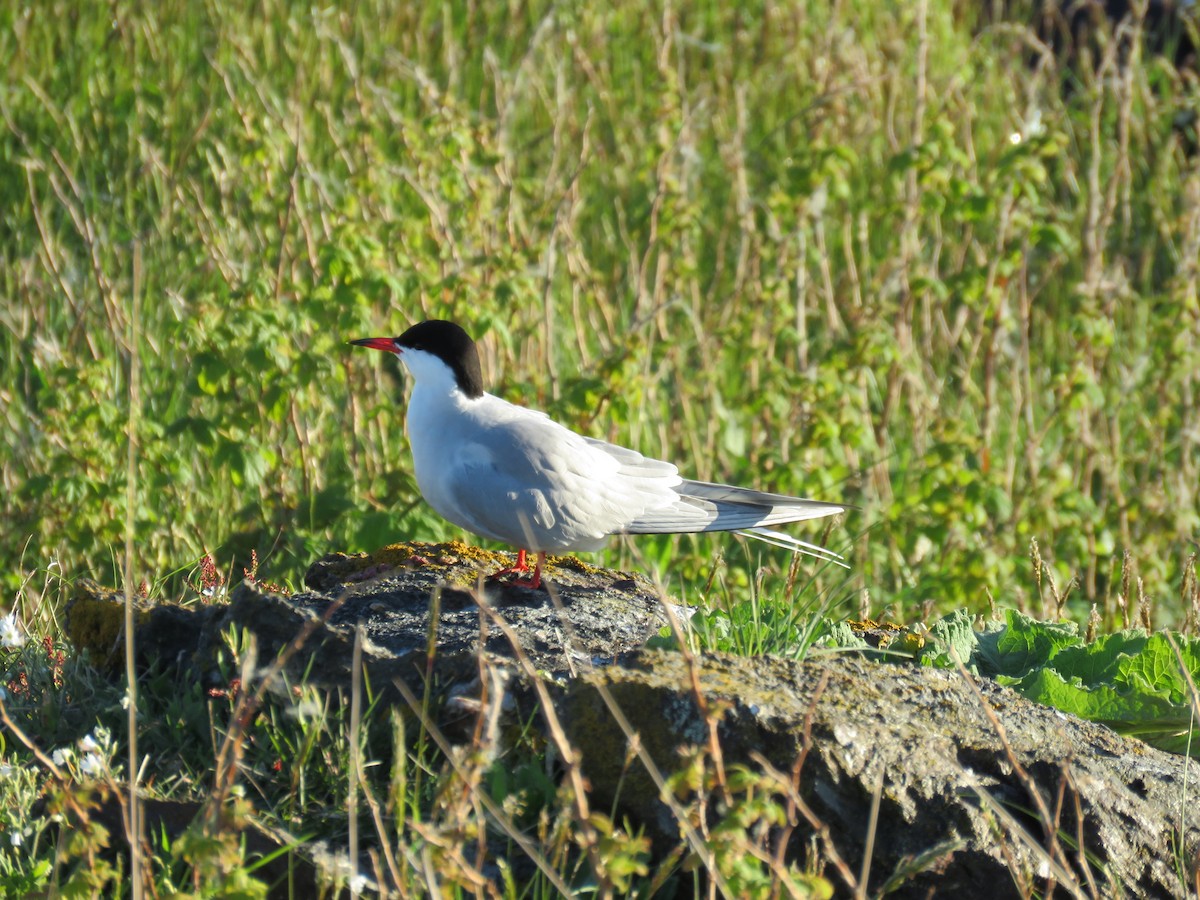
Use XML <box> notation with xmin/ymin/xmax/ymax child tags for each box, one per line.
<box><xmin>620</xmin><ymin>479</ymin><xmax>844</xmax><ymax>533</ymax></box>
<box><xmin>429</xmin><ymin>396</ymin><xmax>846</xmax><ymax>563</ymax></box>
<box><xmin>442</xmin><ymin>410</ymin><xmax>678</xmax><ymax>551</ymax></box>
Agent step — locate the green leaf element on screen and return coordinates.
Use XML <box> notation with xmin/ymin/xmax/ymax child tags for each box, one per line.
<box><xmin>816</xmin><ymin>621</ymin><xmax>872</xmax><ymax>652</ymax></box>
<box><xmin>919</xmin><ymin>609</ymin><xmax>980</xmax><ymax>669</ymax></box>
<box><xmin>1117</xmin><ymin>633</ymin><xmax>1200</xmax><ymax>702</ymax></box>
<box><xmin>1049</xmin><ymin>630</ymin><xmax>1148</xmax><ymax>685</ymax></box>
<box><xmin>1006</xmin><ymin>665</ymin><xmax>1184</xmax><ymax>726</ymax></box>
<box><xmin>194</xmin><ymin>352</ymin><xmax>230</xmax><ymax>396</ymax></box>
<box><xmin>973</xmin><ymin>609</ymin><xmax>1080</xmax><ymax>678</ymax></box>
<box><xmin>974</xmin><ymin>613</ymin><xmax>1200</xmax><ymax>756</ymax></box>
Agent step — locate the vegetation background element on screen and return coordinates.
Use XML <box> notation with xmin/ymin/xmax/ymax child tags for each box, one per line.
<box><xmin>2</xmin><ymin>0</ymin><xmax>1199</xmax><ymax>622</ymax></box>
<box><xmin>3</xmin><ymin>1</ymin><xmax>1200</xmax><ymax>896</ymax></box>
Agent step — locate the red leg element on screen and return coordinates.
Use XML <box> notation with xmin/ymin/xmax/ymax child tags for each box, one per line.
<box><xmin>521</xmin><ymin>552</ymin><xmax>544</xmax><ymax>590</ymax></box>
<box><xmin>487</xmin><ymin>549</ymin><xmax>545</xmax><ymax>590</ymax></box>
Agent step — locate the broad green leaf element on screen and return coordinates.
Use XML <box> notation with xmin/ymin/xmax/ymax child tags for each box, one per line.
<box><xmin>976</xmin><ymin>615</ymin><xmax>1200</xmax><ymax>756</ymax></box>
<box><xmin>973</xmin><ymin>609</ymin><xmax>1081</xmax><ymax>678</ymax></box>
<box><xmin>918</xmin><ymin>609</ymin><xmax>980</xmax><ymax>669</ymax></box>
<box><xmin>1004</xmin><ymin>666</ymin><xmax>1185</xmax><ymax>727</ymax></box>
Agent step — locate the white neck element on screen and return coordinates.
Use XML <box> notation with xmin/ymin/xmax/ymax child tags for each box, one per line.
<box><xmin>399</xmin><ymin>348</ymin><xmax>462</xmax><ymax>394</ymax></box>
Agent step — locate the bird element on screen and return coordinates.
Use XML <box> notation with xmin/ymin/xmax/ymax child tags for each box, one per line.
<box><xmin>351</xmin><ymin>320</ymin><xmax>846</xmax><ymax>590</ymax></box>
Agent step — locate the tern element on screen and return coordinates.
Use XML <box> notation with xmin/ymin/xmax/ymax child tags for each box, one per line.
<box><xmin>351</xmin><ymin>320</ymin><xmax>846</xmax><ymax>590</ymax></box>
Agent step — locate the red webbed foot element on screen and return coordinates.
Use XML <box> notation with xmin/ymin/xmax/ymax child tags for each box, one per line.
<box><xmin>487</xmin><ymin>549</ymin><xmax>546</xmax><ymax>591</ymax></box>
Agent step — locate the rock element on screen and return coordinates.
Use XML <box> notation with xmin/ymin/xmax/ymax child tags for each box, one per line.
<box><xmin>561</xmin><ymin>649</ymin><xmax>1200</xmax><ymax>898</ymax></box>
<box><xmin>71</xmin><ymin>540</ymin><xmax>678</xmax><ymax>700</ymax></box>
<box><xmin>63</xmin><ymin>580</ymin><xmax>153</xmax><ymax>674</ymax></box>
<box><xmin>291</xmin><ymin>541</ymin><xmax>679</xmax><ymax>679</ymax></box>
<box><xmin>67</xmin><ymin>544</ymin><xmax>1200</xmax><ymax>895</ymax></box>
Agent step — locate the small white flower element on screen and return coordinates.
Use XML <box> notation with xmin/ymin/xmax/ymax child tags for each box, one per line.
<box><xmin>1009</xmin><ymin>109</ymin><xmax>1044</xmax><ymax>147</ymax></box>
<box><xmin>79</xmin><ymin>734</ymin><xmax>100</xmax><ymax>753</ymax></box>
<box><xmin>0</xmin><ymin>612</ymin><xmax>26</xmax><ymax>650</ymax></box>
<box><xmin>0</xmin><ymin>763</ymin><xmax>13</xmax><ymax>777</ymax></box>
<box><xmin>289</xmin><ymin>699</ymin><xmax>324</xmax><ymax>722</ymax></box>
<box><xmin>9</xmin><ymin>831</ymin><xmax>22</xmax><ymax>847</ymax></box>
<box><xmin>80</xmin><ymin>753</ymin><xmax>104</xmax><ymax>777</ymax></box>
<box><xmin>809</xmin><ymin>183</ymin><xmax>828</xmax><ymax>218</ymax></box>
<box><xmin>912</xmin><ymin>534</ymin><xmax>935</xmax><ymax>563</ymax></box>
<box><xmin>51</xmin><ymin>748</ymin><xmax>71</xmax><ymax>766</ymax></box>
<box><xmin>1024</xmin><ymin>107</ymin><xmax>1044</xmax><ymax>139</ymax></box>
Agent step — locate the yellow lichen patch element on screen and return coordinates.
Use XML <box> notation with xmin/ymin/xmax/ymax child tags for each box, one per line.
<box><xmin>370</xmin><ymin>541</ymin><xmax>437</xmax><ymax>569</ymax></box>
<box><xmin>371</xmin><ymin>540</ymin><xmax>511</xmax><ymax>571</ymax></box>
<box><xmin>846</xmin><ymin>619</ymin><xmax>906</xmax><ymax>650</ymax></box>
<box><xmin>545</xmin><ymin>553</ymin><xmax>602</xmax><ymax>576</ymax></box>
<box><xmin>64</xmin><ymin>585</ymin><xmax>151</xmax><ymax>674</ymax></box>
<box><xmin>366</xmin><ymin>541</ymin><xmax>523</xmax><ymax>588</ymax></box>
<box><xmin>358</xmin><ymin>540</ymin><xmax>599</xmax><ymax>588</ymax></box>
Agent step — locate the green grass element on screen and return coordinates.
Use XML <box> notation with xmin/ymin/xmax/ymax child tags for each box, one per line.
<box><xmin>2</xmin><ymin>1</ymin><xmax>1199</xmax><ymax>623</ymax></box>
<box><xmin>3</xmin><ymin>0</ymin><xmax>1200</xmax><ymax>893</ymax></box>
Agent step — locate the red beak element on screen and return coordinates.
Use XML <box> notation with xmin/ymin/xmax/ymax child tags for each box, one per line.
<box><xmin>350</xmin><ymin>337</ymin><xmax>399</xmax><ymax>353</ymax></box>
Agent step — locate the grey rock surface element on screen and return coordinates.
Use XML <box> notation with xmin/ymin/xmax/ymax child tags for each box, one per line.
<box><xmin>73</xmin><ymin>542</ymin><xmax>676</xmax><ymax>701</ymax></box>
<box><xmin>562</xmin><ymin>649</ymin><xmax>1200</xmax><ymax>899</ymax></box>
<box><xmin>294</xmin><ymin>542</ymin><xmax>676</xmax><ymax>678</ymax></box>
<box><xmin>68</xmin><ymin>544</ymin><xmax>1200</xmax><ymax>896</ymax></box>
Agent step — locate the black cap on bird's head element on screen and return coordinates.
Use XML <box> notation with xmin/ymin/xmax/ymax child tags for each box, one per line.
<box><xmin>351</xmin><ymin>320</ymin><xmax>484</xmax><ymax>399</ymax></box>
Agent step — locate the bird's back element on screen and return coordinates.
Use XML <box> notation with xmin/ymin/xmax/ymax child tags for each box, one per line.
<box><xmin>406</xmin><ymin>389</ymin><xmax>682</xmax><ymax>552</ymax></box>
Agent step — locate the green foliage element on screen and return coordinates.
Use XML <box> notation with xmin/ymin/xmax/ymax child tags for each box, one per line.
<box><xmin>649</xmin><ymin>557</ymin><xmax>848</xmax><ymax>658</ymax></box>
<box><xmin>915</xmin><ymin>608</ymin><xmax>982</xmax><ymax>669</ymax></box>
<box><xmin>973</xmin><ymin>610</ymin><xmax>1085</xmax><ymax>679</ymax></box>
<box><xmin>651</xmin><ymin>595</ymin><xmax>838</xmax><ymax>659</ymax></box>
<box><xmin>153</xmin><ymin>799</ymin><xmax>272</xmax><ymax>900</ymax></box>
<box><xmin>0</xmin><ymin>758</ymin><xmax>54</xmax><ymax>893</ymax></box>
<box><xmin>918</xmin><ymin>608</ymin><xmax>1200</xmax><ymax>756</ymax></box>
<box><xmin>1</xmin><ymin>0</ymin><xmax>1198</xmax><ymax>623</ymax></box>
<box><xmin>3</xmin><ymin>1</ymin><xmax>1200</xmax><ymax>891</ymax></box>
<box><xmin>668</xmin><ymin>750</ymin><xmax>834</xmax><ymax>899</ymax></box>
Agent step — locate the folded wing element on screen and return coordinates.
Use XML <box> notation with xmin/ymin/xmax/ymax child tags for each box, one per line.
<box><xmin>620</xmin><ymin>478</ymin><xmax>845</xmax><ymax>533</ymax></box>
<box><xmin>582</xmin><ymin>438</ymin><xmax>847</xmax><ymax>565</ymax></box>
<box><xmin>437</xmin><ymin>409</ymin><xmax>847</xmax><ymax>564</ymax></box>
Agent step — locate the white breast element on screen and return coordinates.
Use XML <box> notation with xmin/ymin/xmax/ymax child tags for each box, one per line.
<box><xmin>403</xmin><ymin>385</ymin><xmax>680</xmax><ymax>551</ymax></box>
<box><xmin>403</xmin><ymin>384</ymin><xmax>486</xmax><ymax>532</ymax></box>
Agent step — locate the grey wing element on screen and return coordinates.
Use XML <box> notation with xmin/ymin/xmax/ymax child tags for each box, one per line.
<box><xmin>579</xmin><ymin>436</ymin><xmax>681</xmax><ymax>483</ymax></box>
<box><xmin>581</xmin><ymin>437</ymin><xmax>848</xmax><ymax>566</ymax></box>
<box><xmin>620</xmin><ymin>477</ymin><xmax>845</xmax><ymax>535</ymax></box>
<box><xmin>441</xmin><ymin>419</ymin><xmax>682</xmax><ymax>552</ymax></box>
<box><xmin>577</xmin><ymin>436</ymin><xmax>845</xmax><ymax>534</ymax></box>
